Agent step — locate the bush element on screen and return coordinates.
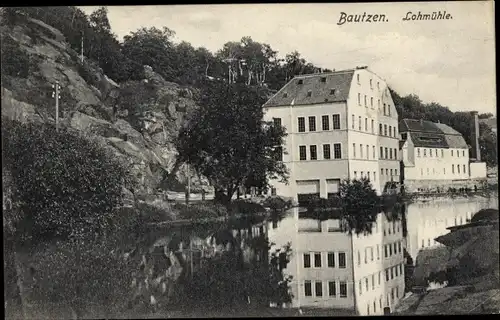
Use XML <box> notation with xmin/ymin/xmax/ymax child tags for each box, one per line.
<box><xmin>2</xmin><ymin>117</ymin><xmax>132</xmax><ymax>244</ymax></box>
<box><xmin>228</xmin><ymin>200</ymin><xmax>266</xmax><ymax>216</ymax></box>
<box><xmin>174</xmin><ymin>202</ymin><xmax>228</xmax><ymax>220</ymax></box>
<box><xmin>0</xmin><ymin>35</ymin><xmax>33</xmax><ymax>78</ymax></box>
<box><xmin>262</xmin><ymin>196</ymin><xmax>293</xmax><ymax>211</ymax></box>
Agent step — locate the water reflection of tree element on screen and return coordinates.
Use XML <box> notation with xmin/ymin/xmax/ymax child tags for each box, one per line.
<box><xmin>177</xmin><ymin>230</ymin><xmax>293</xmax><ymax>311</ymax></box>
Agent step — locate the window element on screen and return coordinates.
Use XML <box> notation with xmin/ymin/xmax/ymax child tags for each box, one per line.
<box><xmin>298</xmin><ymin>117</ymin><xmax>305</xmax><ymax>132</ymax></box>
<box><xmin>383</xmin><ymin>103</ymin><xmax>387</xmax><ymax>115</ymax></box>
<box><xmin>314</xmin><ymin>252</ymin><xmax>322</xmax><ymax>267</ymax></box>
<box><xmin>370</xmin><ymin>247</ymin><xmax>374</xmax><ymax>261</ymax></box>
<box><xmin>304</xmin><ymin>253</ymin><xmax>311</xmax><ymax>268</ymax></box>
<box><xmin>385</xmin><ymin>269</ymin><xmax>389</xmax><ymax>281</ymax></box>
<box><xmin>430</xmin><ymin>149</ymin><xmax>433</xmax><ymax>157</ymax></box>
<box><xmin>323</xmin><ymin>144</ymin><xmax>331</xmax><ymax>160</ymax></box>
<box><xmin>364</xmin><ymin>249</ymin><xmax>368</xmax><ymax>264</ymax></box>
<box><xmin>389</xmin><ymin>149</ymin><xmax>393</xmax><ymax>160</ymax></box>
<box><xmin>354</xmin><ymin>171</ymin><xmax>357</xmax><ymax>179</ymax></box>
<box><xmin>452</xmin><ymin>164</ymin><xmax>455</xmax><ymax>174</ymax></box>
<box><xmin>377</xmin><ymin>82</ymin><xmax>380</xmax><ymax>90</ymax></box>
<box><xmin>357</xmin><ymin>74</ymin><xmax>360</xmax><ymax>84</ymax></box>
<box><xmin>357</xmin><ymin>250</ymin><xmax>361</xmax><ymax>265</ymax></box>
<box><xmin>358</xmin><ymin>93</ymin><xmax>361</xmax><ymax>105</ymax></box>
<box><xmin>307</xmin><ymin>90</ymin><xmax>312</xmax><ymax>97</ymax></box>
<box><xmin>320</xmin><ymin>77</ymin><xmax>327</xmax><ymax>83</ymax></box>
<box><xmin>373</xmin><ymin>146</ymin><xmax>376</xmax><ymax>159</ymax></box>
<box><xmin>334</xmin><ymin>144</ymin><xmax>342</xmax><ymax>159</ymax></box>
<box><xmin>379</xmin><ymin>123</ymin><xmax>383</xmax><ymax>135</ymax></box>
<box><xmin>327</xmin><ymin>252</ymin><xmax>335</xmax><ymax>267</ymax></box>
<box><xmin>389</xmin><ymin>244</ymin><xmax>393</xmax><ymax>256</ymax></box>
<box><xmin>463</xmin><ymin>164</ymin><xmax>466</xmax><ymax>174</ymax></box>
<box><xmin>315</xmin><ymin>281</ymin><xmax>323</xmax><ymax>296</ymax></box>
<box><xmin>384</xmin><ymin>245</ymin><xmax>388</xmax><ymax>258</ymax></box>
<box><xmin>365</xmin><ymin>278</ymin><xmax>369</xmax><ymax>291</ymax></box>
<box><xmin>386</xmin><ymin>168</ymin><xmax>388</xmax><ymax>175</ymax></box>
<box><xmin>374</xmin><ymin>301</ymin><xmax>377</xmax><ymax>313</ymax></box>
<box><xmin>364</xmin><ymin>95</ymin><xmax>367</xmax><ymax>107</ymax></box>
<box><xmin>451</xmin><ymin>150</ymin><xmax>454</xmax><ymax>156</ymax></box>
<box><xmin>380</xmin><ymin>146</ymin><xmax>383</xmax><ymax>159</ymax></box>
<box><xmin>275</xmin><ymin>146</ymin><xmax>283</xmax><ymax>161</ymax></box>
<box><xmin>395</xmin><ymin>265</ymin><xmax>399</xmax><ymax>277</ymax></box>
<box><xmin>365</xmin><ymin>118</ymin><xmax>368</xmax><ymax>131</ymax></box>
<box><xmin>384</xmin><ymin>124</ymin><xmax>387</xmax><ymax>136</ymax></box>
<box><xmin>390</xmin><ymin>169</ymin><xmax>393</xmax><ymax>176</ymax></box>
<box><xmin>361</xmin><ymin>171</ymin><xmax>364</xmax><ymax>178</ymax></box>
<box><xmin>304</xmin><ymin>281</ymin><xmax>312</xmax><ymax>296</ymax></box>
<box><xmin>441</xmin><ymin>149</ymin><xmax>444</xmax><ymax>157</ymax></box>
<box><xmin>377</xmin><ymin>245</ymin><xmax>380</xmax><ymax>260</ymax></box>
<box><xmin>394</xmin><ymin>148</ymin><xmax>398</xmax><ymax>159</ymax></box>
<box><xmin>298</xmin><ymin>79</ymin><xmax>303</xmax><ymax>85</ymax></box>
<box><xmin>371</xmin><ymin>97</ymin><xmax>373</xmax><ymax>107</ymax></box>
<box><xmin>367</xmin><ymin>171</ymin><xmax>371</xmax><ymax>180</ymax></box>
<box><xmin>360</xmin><ymin>145</ymin><xmax>363</xmax><ymax>158</ymax></box>
<box><xmin>283</xmin><ymin>92</ymin><xmax>288</xmax><ymax>98</ymax></box>
<box><xmin>329</xmin><ymin>281</ymin><xmax>336</xmax><ymax>296</ymax></box>
<box><xmin>366</xmin><ymin>145</ymin><xmax>369</xmax><ymax>159</ymax></box>
<box><xmin>299</xmin><ymin>146</ymin><xmax>307</xmax><ymax>160</ymax></box>
<box><xmin>390</xmin><ymin>268</ymin><xmax>394</xmax><ymax>280</ymax></box>
<box><xmin>378</xmin><ymin>272</ymin><xmax>381</xmax><ymax>285</ymax></box>
<box><xmin>358</xmin><ymin>116</ymin><xmax>362</xmax><ymax>130</ymax></box>
<box><xmin>423</xmin><ymin>149</ymin><xmax>427</xmax><ymax>157</ymax></box>
<box><xmin>372</xmin><ymin>274</ymin><xmax>375</xmax><ymax>289</ymax></box>
<box><xmin>352</xmin><ymin>114</ymin><xmax>355</xmax><ymax>129</ymax></box>
<box><xmin>458</xmin><ymin>165</ymin><xmax>461</xmax><ymax>174</ymax></box>
<box><xmin>332</xmin><ymin>114</ymin><xmax>341</xmax><ymax>130</ymax></box>
<box><xmin>385</xmin><ymin>147</ymin><xmax>388</xmax><ymax>159</ymax></box>
<box><xmin>322</xmin><ymin>115</ymin><xmax>330</xmax><ymax>130</ymax></box>
<box><xmin>353</xmin><ymin>143</ymin><xmax>356</xmax><ymax>158</ymax></box>
<box><xmin>417</xmin><ymin>148</ymin><xmax>421</xmax><ymax>157</ymax></box>
<box><xmin>457</xmin><ymin>150</ymin><xmax>460</xmax><ymax>157</ymax></box>
<box><xmin>389</xmin><ymin>126</ymin><xmax>392</xmax><ymax>137</ymax></box>
<box><xmin>308</xmin><ymin>116</ymin><xmax>316</xmax><ymax>131</ymax></box>
<box><xmin>273</xmin><ymin>118</ymin><xmax>282</xmax><ymax>127</ymax></box>
<box><xmin>381</xmin><ymin>168</ymin><xmax>384</xmax><ymax>176</ymax></box>
<box><xmin>330</xmin><ymin>89</ymin><xmax>336</xmax><ymax>95</ymax></box>
<box><xmin>370</xmin><ymin>79</ymin><xmax>373</xmax><ymax>88</ymax></box>
<box><xmin>371</xmin><ymin>120</ymin><xmax>374</xmax><ymax>133</ymax></box>
<box><xmin>359</xmin><ymin>281</ymin><xmax>362</xmax><ymax>295</ymax></box>
<box><xmin>462</xmin><ymin>150</ymin><xmax>465</xmax><ymax>157</ymax></box>
<box><xmin>340</xmin><ymin>282</ymin><xmax>347</xmax><ymax>297</ymax></box>
<box><xmin>310</xmin><ymin>145</ymin><xmax>317</xmax><ymax>160</ymax></box>
<box><xmin>338</xmin><ymin>252</ymin><xmax>346</xmax><ymax>268</ymax></box>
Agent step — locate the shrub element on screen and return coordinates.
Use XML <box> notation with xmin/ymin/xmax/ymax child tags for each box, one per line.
<box><xmin>2</xmin><ymin>117</ymin><xmax>132</xmax><ymax>244</ymax></box>
<box><xmin>174</xmin><ymin>202</ymin><xmax>228</xmax><ymax>220</ymax></box>
<box><xmin>262</xmin><ymin>196</ymin><xmax>293</xmax><ymax>211</ymax></box>
<box><xmin>228</xmin><ymin>200</ymin><xmax>266</xmax><ymax>216</ymax></box>
<box><xmin>0</xmin><ymin>35</ymin><xmax>33</xmax><ymax>78</ymax></box>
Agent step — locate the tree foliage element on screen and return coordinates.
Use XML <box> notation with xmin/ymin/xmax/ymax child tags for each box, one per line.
<box><xmin>174</xmin><ymin>80</ymin><xmax>289</xmax><ymax>204</ymax></box>
<box><xmin>2</xmin><ymin>117</ymin><xmax>133</xmax><ymax>245</ymax></box>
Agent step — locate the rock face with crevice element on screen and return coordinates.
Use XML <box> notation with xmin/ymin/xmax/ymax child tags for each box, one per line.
<box><xmin>1</xmin><ymin>16</ymin><xmax>210</xmax><ymax>199</ymax></box>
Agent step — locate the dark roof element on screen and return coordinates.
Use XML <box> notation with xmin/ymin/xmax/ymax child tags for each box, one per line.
<box><xmin>400</xmin><ymin>119</ymin><xmax>468</xmax><ymax>149</ymax></box>
<box><xmin>263</xmin><ymin>70</ymin><xmax>354</xmax><ymax>107</ymax></box>
<box><xmin>471</xmin><ymin>208</ymin><xmax>499</xmax><ymax>223</ymax></box>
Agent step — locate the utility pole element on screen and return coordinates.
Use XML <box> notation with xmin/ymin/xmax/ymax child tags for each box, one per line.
<box><xmin>51</xmin><ymin>81</ymin><xmax>61</xmax><ymax>131</ymax></box>
<box><xmin>81</xmin><ymin>32</ymin><xmax>84</xmax><ymax>63</ymax></box>
<box><xmin>185</xmin><ymin>163</ymin><xmax>191</xmax><ymax>205</ymax></box>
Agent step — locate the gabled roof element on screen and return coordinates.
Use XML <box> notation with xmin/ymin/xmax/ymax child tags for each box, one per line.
<box><xmin>400</xmin><ymin>119</ymin><xmax>468</xmax><ymax>149</ymax></box>
<box><xmin>263</xmin><ymin>70</ymin><xmax>354</xmax><ymax>107</ymax></box>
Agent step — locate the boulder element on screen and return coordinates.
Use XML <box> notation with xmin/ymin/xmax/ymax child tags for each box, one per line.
<box><xmin>114</xmin><ymin>119</ymin><xmax>145</xmax><ymax>147</ymax></box>
<box><xmin>1</xmin><ymin>88</ymin><xmax>43</xmax><ymax>123</ymax></box>
<box><xmin>69</xmin><ymin>111</ymin><xmax>121</xmax><ymax>138</ymax></box>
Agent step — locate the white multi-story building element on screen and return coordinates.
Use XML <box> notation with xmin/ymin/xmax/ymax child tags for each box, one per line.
<box><xmin>267</xmin><ymin>208</ymin><xmax>405</xmax><ymax>316</ymax></box>
<box><xmin>262</xmin><ymin>67</ymin><xmax>400</xmax><ymax>202</ymax></box>
<box><xmin>398</xmin><ymin>118</ymin><xmax>484</xmax><ymax>192</ymax></box>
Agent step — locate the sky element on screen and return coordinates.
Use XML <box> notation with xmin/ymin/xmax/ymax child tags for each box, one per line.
<box><xmin>81</xmin><ymin>1</ymin><xmax>496</xmax><ymax>115</ymax></box>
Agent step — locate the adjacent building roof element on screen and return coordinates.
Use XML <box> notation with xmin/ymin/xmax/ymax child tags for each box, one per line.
<box><xmin>263</xmin><ymin>70</ymin><xmax>355</xmax><ymax>107</ymax></box>
<box><xmin>400</xmin><ymin>118</ymin><xmax>468</xmax><ymax>149</ymax></box>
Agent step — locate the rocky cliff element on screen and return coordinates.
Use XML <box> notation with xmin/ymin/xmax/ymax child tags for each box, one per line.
<box><xmin>1</xmin><ymin>17</ymin><xmax>208</xmax><ymax>198</ymax></box>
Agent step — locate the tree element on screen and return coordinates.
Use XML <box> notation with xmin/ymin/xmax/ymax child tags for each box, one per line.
<box><xmin>479</xmin><ymin>122</ymin><xmax>498</xmax><ymax>167</ymax></box>
<box><xmin>478</xmin><ymin>112</ymin><xmax>494</xmax><ymax>119</ymax></box>
<box><xmin>122</xmin><ymin>26</ymin><xmax>176</xmax><ymax>81</ymax></box>
<box><xmin>175</xmin><ymin>80</ymin><xmax>289</xmax><ymax>204</ymax></box>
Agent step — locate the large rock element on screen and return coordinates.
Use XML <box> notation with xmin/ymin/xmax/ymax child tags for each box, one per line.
<box><xmin>1</xmin><ymin>88</ymin><xmax>43</xmax><ymax>123</ymax></box>
<box><xmin>69</xmin><ymin>111</ymin><xmax>121</xmax><ymax>138</ymax></box>
<box><xmin>114</xmin><ymin>119</ymin><xmax>145</xmax><ymax>147</ymax></box>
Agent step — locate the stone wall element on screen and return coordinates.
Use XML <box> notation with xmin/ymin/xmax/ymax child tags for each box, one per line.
<box><xmin>404</xmin><ymin>178</ymin><xmax>487</xmax><ymax>193</ymax></box>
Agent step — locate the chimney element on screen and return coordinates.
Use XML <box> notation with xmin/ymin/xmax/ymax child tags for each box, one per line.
<box><xmin>470</xmin><ymin>111</ymin><xmax>481</xmax><ymax>162</ymax></box>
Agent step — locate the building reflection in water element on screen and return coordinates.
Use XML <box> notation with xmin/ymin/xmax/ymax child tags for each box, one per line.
<box><xmin>404</xmin><ymin>195</ymin><xmax>499</xmax><ymax>263</ymax></box>
<box><xmin>266</xmin><ymin>207</ymin><xmax>405</xmax><ymax>316</ymax></box>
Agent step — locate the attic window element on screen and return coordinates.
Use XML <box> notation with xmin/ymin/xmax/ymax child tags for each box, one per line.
<box><xmin>297</xmin><ymin>79</ymin><xmax>304</xmax><ymax>85</ymax></box>
<box><xmin>307</xmin><ymin>91</ymin><xmax>312</xmax><ymax>97</ymax></box>
<box><xmin>324</xmin><ymin>98</ymin><xmax>329</xmax><ymax>103</ymax></box>
<box><xmin>320</xmin><ymin>77</ymin><xmax>327</xmax><ymax>83</ymax></box>
<box><xmin>418</xmin><ymin>136</ymin><xmax>441</xmax><ymax>142</ymax></box>
<box><xmin>283</xmin><ymin>92</ymin><xmax>288</xmax><ymax>98</ymax></box>
<box><xmin>330</xmin><ymin>89</ymin><xmax>336</xmax><ymax>95</ymax></box>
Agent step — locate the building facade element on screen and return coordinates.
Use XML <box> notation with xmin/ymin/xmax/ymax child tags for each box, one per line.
<box><xmin>267</xmin><ymin>208</ymin><xmax>405</xmax><ymax>316</ymax></box>
<box><xmin>399</xmin><ymin>119</ymin><xmax>476</xmax><ymax>193</ymax></box>
<box><xmin>262</xmin><ymin>67</ymin><xmax>400</xmax><ymax>202</ymax></box>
